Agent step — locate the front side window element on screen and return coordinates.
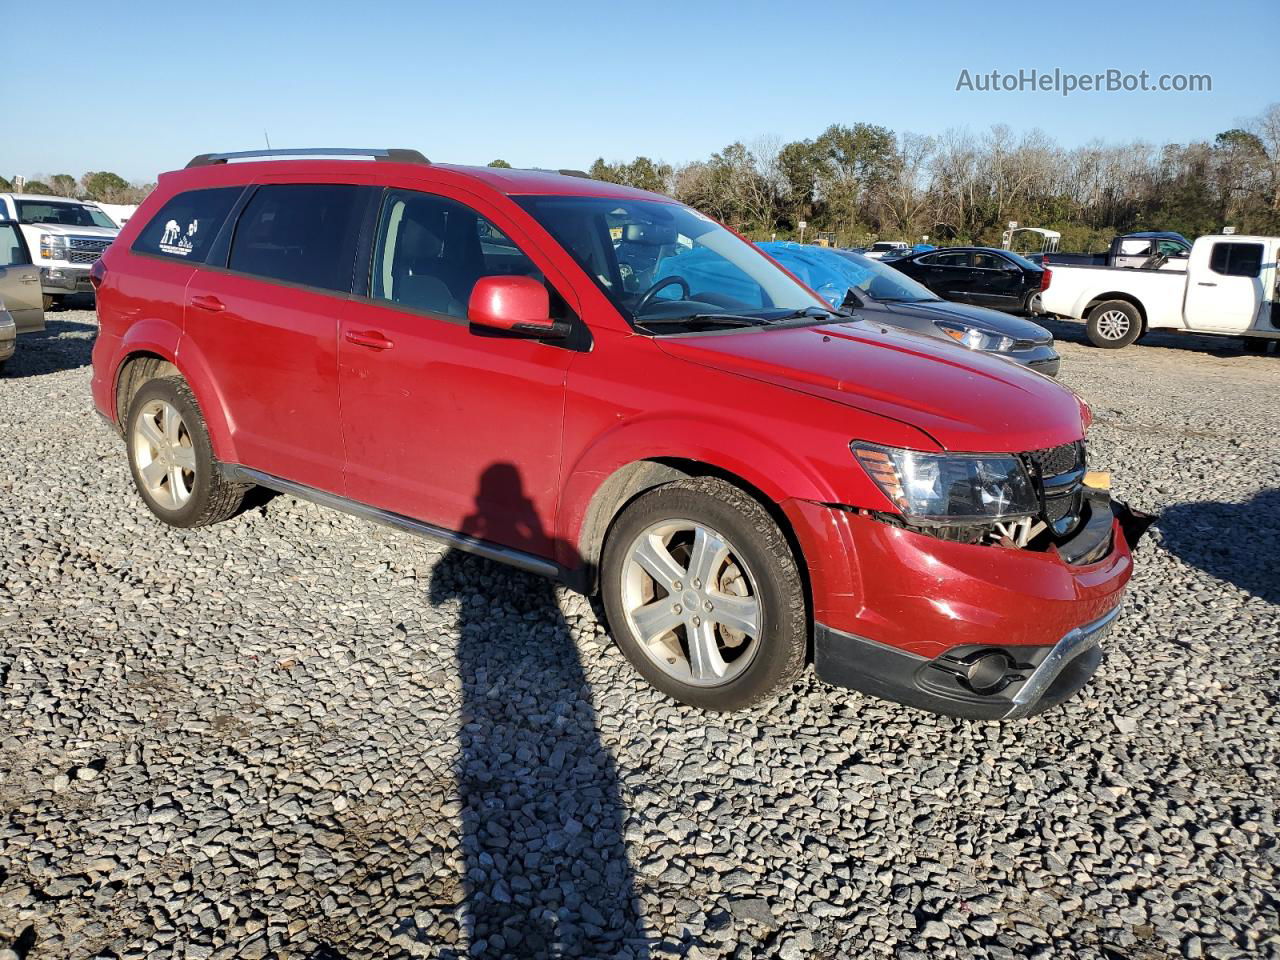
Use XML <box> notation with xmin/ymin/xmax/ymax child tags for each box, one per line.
<box><xmin>1208</xmin><ymin>242</ymin><xmax>1263</xmax><ymax>278</ymax></box>
<box><xmin>516</xmin><ymin>196</ymin><xmax>828</xmax><ymax>330</ymax></box>
<box><xmin>132</xmin><ymin>187</ymin><xmax>242</xmax><ymax>263</ymax></box>
<box><xmin>371</xmin><ymin>190</ymin><xmax>544</xmax><ymax>318</ymax></box>
<box><xmin>972</xmin><ymin>252</ymin><xmax>1009</xmax><ymax>270</ymax></box>
<box><xmin>15</xmin><ymin>200</ymin><xmax>117</xmax><ymax>229</ymax></box>
<box><xmin>1158</xmin><ymin>240</ymin><xmax>1189</xmax><ymax>257</ymax></box>
<box><xmin>0</xmin><ymin>223</ymin><xmax>29</xmax><ymax>266</ymax></box>
<box><xmin>228</xmin><ymin>183</ymin><xmax>368</xmax><ymax>293</ymax></box>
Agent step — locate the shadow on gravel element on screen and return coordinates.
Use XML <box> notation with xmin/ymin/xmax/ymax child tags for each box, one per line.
<box><xmin>1158</xmin><ymin>488</ymin><xmax>1280</xmax><ymax>605</ymax></box>
<box><xmin>1038</xmin><ymin>316</ymin><xmax>1268</xmax><ymax>357</ymax></box>
<box><xmin>428</xmin><ymin>464</ymin><xmax>648</xmax><ymax>959</ymax></box>
<box><xmin>4</xmin><ymin>317</ymin><xmax>97</xmax><ymax>379</ymax></box>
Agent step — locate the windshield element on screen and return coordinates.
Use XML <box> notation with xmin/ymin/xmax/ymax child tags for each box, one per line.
<box><xmin>15</xmin><ymin>200</ymin><xmax>117</xmax><ymax>230</ymax></box>
<box><xmin>515</xmin><ymin>196</ymin><xmax>830</xmax><ymax>330</ymax></box>
<box><xmin>869</xmin><ymin>242</ymin><xmax>901</xmax><ymax>253</ymax></box>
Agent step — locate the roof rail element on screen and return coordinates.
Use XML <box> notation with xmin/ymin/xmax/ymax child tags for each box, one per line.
<box><xmin>185</xmin><ymin>148</ymin><xmax>430</xmax><ymax>168</ymax></box>
<box><xmin>556</xmin><ymin>169</ymin><xmax>593</xmax><ymax>179</ymax></box>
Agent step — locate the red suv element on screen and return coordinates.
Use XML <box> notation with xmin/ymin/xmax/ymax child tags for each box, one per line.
<box><xmin>91</xmin><ymin>148</ymin><xmax>1142</xmax><ymax>718</ymax></box>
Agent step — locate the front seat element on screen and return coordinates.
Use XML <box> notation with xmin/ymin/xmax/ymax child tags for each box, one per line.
<box><xmin>395</xmin><ymin>219</ymin><xmax>465</xmax><ymax>317</ymax></box>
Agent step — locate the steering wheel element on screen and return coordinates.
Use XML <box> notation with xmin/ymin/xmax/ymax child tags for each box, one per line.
<box><xmin>634</xmin><ymin>275</ymin><xmax>691</xmax><ymax>314</ymax></box>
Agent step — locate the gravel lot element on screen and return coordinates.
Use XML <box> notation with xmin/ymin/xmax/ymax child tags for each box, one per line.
<box><xmin>2</xmin><ymin>308</ymin><xmax>1278</xmax><ymax>960</ymax></box>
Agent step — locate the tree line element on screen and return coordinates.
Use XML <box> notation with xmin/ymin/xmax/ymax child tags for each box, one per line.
<box><xmin>0</xmin><ymin>171</ymin><xmax>154</xmax><ymax>205</ymax></box>
<box><xmin>565</xmin><ymin>102</ymin><xmax>1280</xmax><ymax>252</ymax></box>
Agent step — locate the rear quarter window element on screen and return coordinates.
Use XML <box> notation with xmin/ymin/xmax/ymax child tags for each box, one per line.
<box><xmin>1208</xmin><ymin>242</ymin><xmax>1264</xmax><ymax>278</ymax></box>
<box><xmin>132</xmin><ymin>187</ymin><xmax>243</xmax><ymax>263</ymax></box>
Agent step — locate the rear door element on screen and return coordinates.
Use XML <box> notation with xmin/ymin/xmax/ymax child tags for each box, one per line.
<box><xmin>0</xmin><ymin>221</ymin><xmax>44</xmax><ymax>331</ymax></box>
<box><xmin>337</xmin><ymin>185</ymin><xmax>577</xmax><ymax>555</ymax></box>
<box><xmin>919</xmin><ymin>251</ymin><xmax>974</xmax><ymax>301</ymax></box>
<box><xmin>1183</xmin><ymin>240</ymin><xmax>1266</xmax><ymax>332</ymax></box>
<box><xmin>184</xmin><ymin>179</ymin><xmax>377</xmax><ymax>494</ymax></box>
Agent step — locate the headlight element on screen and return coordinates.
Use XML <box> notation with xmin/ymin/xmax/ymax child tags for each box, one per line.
<box><xmin>39</xmin><ymin>234</ymin><xmax>68</xmax><ymax>261</ymax></box>
<box><xmin>934</xmin><ymin>320</ymin><xmax>1014</xmax><ymax>353</ymax></box>
<box><xmin>852</xmin><ymin>443</ymin><xmax>1037</xmax><ymax>521</ymax></box>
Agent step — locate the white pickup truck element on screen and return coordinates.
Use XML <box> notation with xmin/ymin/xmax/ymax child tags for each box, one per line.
<box><xmin>0</xmin><ymin>193</ymin><xmax>119</xmax><ymax>309</ymax></box>
<box><xmin>1041</xmin><ymin>234</ymin><xmax>1280</xmax><ymax>351</ymax></box>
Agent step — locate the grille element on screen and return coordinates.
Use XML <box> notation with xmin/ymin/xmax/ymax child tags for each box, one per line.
<box><xmin>67</xmin><ymin>237</ymin><xmax>111</xmax><ymax>265</ymax></box>
<box><xmin>1045</xmin><ymin>496</ymin><xmax>1075</xmax><ymax>523</ymax></box>
<box><xmin>1028</xmin><ymin>441</ymin><xmax>1082</xmax><ymax>478</ymax></box>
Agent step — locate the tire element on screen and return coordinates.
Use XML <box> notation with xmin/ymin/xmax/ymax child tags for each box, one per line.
<box><xmin>600</xmin><ymin>477</ymin><xmax>807</xmax><ymax>711</ymax></box>
<box><xmin>124</xmin><ymin>376</ymin><xmax>248</xmax><ymax>527</ymax></box>
<box><xmin>1086</xmin><ymin>300</ymin><xmax>1143</xmax><ymax>349</ymax></box>
<box><xmin>1023</xmin><ymin>291</ymin><xmax>1044</xmax><ymax>316</ymax></box>
<box><xmin>42</xmin><ymin>294</ymin><xmax>54</xmax><ymax>311</ymax></box>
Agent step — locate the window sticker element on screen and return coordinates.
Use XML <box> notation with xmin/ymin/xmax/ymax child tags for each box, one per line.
<box><xmin>158</xmin><ymin>218</ymin><xmax>199</xmax><ymax>256</ymax></box>
<box><xmin>677</xmin><ymin>233</ymin><xmax>693</xmax><ymax>249</ymax></box>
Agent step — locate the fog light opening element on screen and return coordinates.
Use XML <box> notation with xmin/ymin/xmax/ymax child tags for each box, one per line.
<box><xmin>963</xmin><ymin>651</ymin><xmax>1015</xmax><ymax>695</ymax></box>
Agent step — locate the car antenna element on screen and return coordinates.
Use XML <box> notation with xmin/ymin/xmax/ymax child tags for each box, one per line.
<box><xmin>264</xmin><ymin>130</ymin><xmax>272</xmax><ymax>149</ymax></box>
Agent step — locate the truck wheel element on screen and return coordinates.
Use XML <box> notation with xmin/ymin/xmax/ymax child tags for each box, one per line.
<box><xmin>125</xmin><ymin>376</ymin><xmax>248</xmax><ymax>528</ymax></box>
<box><xmin>601</xmin><ymin>477</ymin><xmax>807</xmax><ymax>711</ymax></box>
<box><xmin>1086</xmin><ymin>301</ymin><xmax>1143</xmax><ymax>349</ymax></box>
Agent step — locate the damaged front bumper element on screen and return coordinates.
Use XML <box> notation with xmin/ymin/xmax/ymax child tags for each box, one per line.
<box><xmin>807</xmin><ymin>491</ymin><xmax>1155</xmax><ymax>720</ymax></box>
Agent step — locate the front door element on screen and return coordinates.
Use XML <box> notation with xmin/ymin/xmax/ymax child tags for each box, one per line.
<box><xmin>0</xmin><ymin>221</ymin><xmax>45</xmax><ymax>331</ymax></box>
<box><xmin>1184</xmin><ymin>240</ymin><xmax>1266</xmax><ymax>333</ymax></box>
<box><xmin>969</xmin><ymin>251</ymin><xmax>1024</xmax><ymax>309</ymax></box>
<box><xmin>922</xmin><ymin>251</ymin><xmax>974</xmax><ymax>302</ymax></box>
<box><xmin>337</xmin><ymin>186</ymin><xmax>577</xmax><ymax>558</ymax></box>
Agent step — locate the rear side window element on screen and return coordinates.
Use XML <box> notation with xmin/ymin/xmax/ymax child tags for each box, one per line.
<box><xmin>132</xmin><ymin>187</ymin><xmax>242</xmax><ymax>263</ymax></box>
<box><xmin>924</xmin><ymin>252</ymin><xmax>969</xmax><ymax>267</ymax></box>
<box><xmin>229</xmin><ymin>184</ymin><xmax>368</xmax><ymax>293</ymax></box>
<box><xmin>1208</xmin><ymin>242</ymin><xmax>1264</xmax><ymax>278</ymax></box>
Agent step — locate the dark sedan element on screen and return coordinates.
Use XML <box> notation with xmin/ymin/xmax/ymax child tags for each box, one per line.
<box><xmin>758</xmin><ymin>243</ymin><xmax>1060</xmax><ymax>376</ymax></box>
<box><xmin>886</xmin><ymin>246</ymin><xmax>1049</xmax><ymax>315</ymax></box>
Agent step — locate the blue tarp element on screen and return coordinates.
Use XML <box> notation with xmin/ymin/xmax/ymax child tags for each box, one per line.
<box><xmin>756</xmin><ymin>242</ymin><xmax>872</xmax><ymax>307</ymax></box>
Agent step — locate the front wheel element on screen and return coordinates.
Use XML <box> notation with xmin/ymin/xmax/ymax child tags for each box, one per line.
<box><xmin>601</xmin><ymin>477</ymin><xmax>807</xmax><ymax>711</ymax></box>
<box><xmin>1086</xmin><ymin>300</ymin><xmax>1143</xmax><ymax>349</ymax></box>
<box><xmin>125</xmin><ymin>376</ymin><xmax>248</xmax><ymax>527</ymax></box>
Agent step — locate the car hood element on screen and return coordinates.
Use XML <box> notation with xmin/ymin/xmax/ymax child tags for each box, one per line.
<box><xmin>875</xmin><ymin>299</ymin><xmax>1052</xmax><ymax>343</ymax></box>
<box><xmin>655</xmin><ymin>321</ymin><xmax>1083</xmax><ymax>452</ymax></box>
<box><xmin>23</xmin><ymin>222</ymin><xmax>117</xmax><ymax>238</ymax></box>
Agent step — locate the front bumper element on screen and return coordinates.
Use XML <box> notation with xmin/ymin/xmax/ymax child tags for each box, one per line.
<box><xmin>1009</xmin><ymin>343</ymin><xmax>1060</xmax><ymax>377</ymax></box>
<box><xmin>784</xmin><ymin>492</ymin><xmax>1150</xmax><ymax>720</ymax></box>
<box><xmin>40</xmin><ymin>265</ymin><xmax>93</xmax><ymax>295</ymax></box>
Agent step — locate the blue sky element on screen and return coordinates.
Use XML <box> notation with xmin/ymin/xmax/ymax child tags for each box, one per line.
<box><xmin>5</xmin><ymin>0</ymin><xmax>1273</xmax><ymax>183</ymax></box>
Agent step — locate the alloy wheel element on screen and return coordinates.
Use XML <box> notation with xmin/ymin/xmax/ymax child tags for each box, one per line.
<box><xmin>132</xmin><ymin>399</ymin><xmax>197</xmax><ymax>510</ymax></box>
<box><xmin>620</xmin><ymin>519</ymin><xmax>762</xmax><ymax>687</ymax></box>
<box><xmin>1095</xmin><ymin>309</ymin><xmax>1131</xmax><ymax>340</ymax></box>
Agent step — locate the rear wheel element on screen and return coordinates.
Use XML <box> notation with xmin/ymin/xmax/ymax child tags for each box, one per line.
<box><xmin>601</xmin><ymin>477</ymin><xmax>807</xmax><ymax>711</ymax></box>
<box><xmin>1086</xmin><ymin>300</ymin><xmax>1143</xmax><ymax>349</ymax></box>
<box><xmin>125</xmin><ymin>376</ymin><xmax>248</xmax><ymax>527</ymax></box>
<box><xmin>42</xmin><ymin>294</ymin><xmax>54</xmax><ymax>311</ymax></box>
<box><xmin>1024</xmin><ymin>291</ymin><xmax>1043</xmax><ymax>315</ymax></box>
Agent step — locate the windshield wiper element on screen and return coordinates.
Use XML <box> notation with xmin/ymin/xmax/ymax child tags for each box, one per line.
<box><xmin>870</xmin><ymin>296</ymin><xmax>938</xmax><ymax>304</ymax></box>
<box><xmin>635</xmin><ymin>313</ymin><xmax>764</xmax><ymax>330</ymax></box>
<box><xmin>762</xmin><ymin>306</ymin><xmax>854</xmax><ymax>322</ymax></box>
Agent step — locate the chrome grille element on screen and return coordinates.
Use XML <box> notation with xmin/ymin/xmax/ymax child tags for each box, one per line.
<box><xmin>67</xmin><ymin>236</ymin><xmax>111</xmax><ymax>265</ymax></box>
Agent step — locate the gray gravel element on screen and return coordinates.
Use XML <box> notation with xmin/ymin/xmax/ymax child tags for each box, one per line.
<box><xmin>1</xmin><ymin>309</ymin><xmax>1279</xmax><ymax>960</ymax></box>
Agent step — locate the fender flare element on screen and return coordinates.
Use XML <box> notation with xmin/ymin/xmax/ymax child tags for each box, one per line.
<box><xmin>113</xmin><ymin>322</ymin><xmax>238</xmax><ymax>463</ymax></box>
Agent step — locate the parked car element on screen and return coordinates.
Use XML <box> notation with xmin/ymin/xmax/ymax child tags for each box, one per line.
<box><xmin>0</xmin><ymin>219</ymin><xmax>45</xmax><ymax>334</ymax></box>
<box><xmin>0</xmin><ymin>305</ymin><xmax>15</xmax><ymax>373</ymax></box>
<box><xmin>94</xmin><ymin>203</ymin><xmax>141</xmax><ymax>229</ymax></box>
<box><xmin>91</xmin><ymin>147</ymin><xmax>1145</xmax><ymax>719</ymax></box>
<box><xmin>864</xmin><ymin>241</ymin><xmax>910</xmax><ymax>260</ymax></box>
<box><xmin>1040</xmin><ymin>234</ymin><xmax>1280</xmax><ymax>350</ymax></box>
<box><xmin>757</xmin><ymin>243</ymin><xmax>1060</xmax><ymax>376</ymax></box>
<box><xmin>0</xmin><ymin>193</ymin><xmax>119</xmax><ymax>309</ymax></box>
<box><xmin>889</xmin><ymin>246</ymin><xmax>1050</xmax><ymax>315</ymax></box>
<box><xmin>1029</xmin><ymin>231</ymin><xmax>1191</xmax><ymax>271</ymax></box>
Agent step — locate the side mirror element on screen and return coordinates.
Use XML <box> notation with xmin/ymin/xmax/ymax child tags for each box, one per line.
<box><xmin>468</xmin><ymin>275</ymin><xmax>564</xmax><ymax>338</ymax></box>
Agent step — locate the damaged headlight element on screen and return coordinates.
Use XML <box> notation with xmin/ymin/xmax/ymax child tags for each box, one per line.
<box><xmin>852</xmin><ymin>443</ymin><xmax>1037</xmax><ymax>522</ymax></box>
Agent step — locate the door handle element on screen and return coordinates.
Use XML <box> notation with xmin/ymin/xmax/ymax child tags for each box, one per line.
<box><xmin>19</xmin><ymin>274</ymin><xmax>38</xmax><ymax>283</ymax></box>
<box><xmin>190</xmin><ymin>295</ymin><xmax>225</xmax><ymax>312</ymax></box>
<box><xmin>345</xmin><ymin>329</ymin><xmax>395</xmax><ymax>350</ymax></box>
<box><xmin>1197</xmin><ymin>282</ymin><xmax>1217</xmax><ymax>287</ymax></box>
